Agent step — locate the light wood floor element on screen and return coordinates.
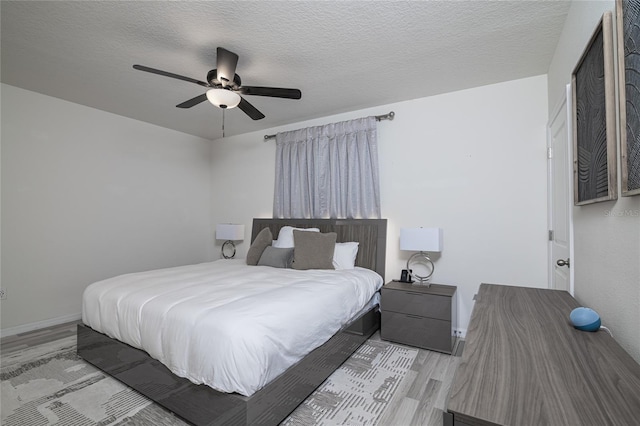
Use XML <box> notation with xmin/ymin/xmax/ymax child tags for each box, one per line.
<box><xmin>1</xmin><ymin>320</ymin><xmax>82</xmax><ymax>355</ymax></box>
<box><xmin>370</xmin><ymin>332</ymin><xmax>462</xmax><ymax>426</ymax></box>
<box><xmin>1</xmin><ymin>322</ymin><xmax>461</xmax><ymax>426</ymax></box>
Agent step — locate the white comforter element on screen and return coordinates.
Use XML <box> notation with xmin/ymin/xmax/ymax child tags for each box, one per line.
<box><xmin>82</xmin><ymin>259</ymin><xmax>383</xmax><ymax>396</ymax></box>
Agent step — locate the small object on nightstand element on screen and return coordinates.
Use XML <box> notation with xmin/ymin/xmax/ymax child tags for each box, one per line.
<box><xmin>400</xmin><ymin>269</ymin><xmax>413</xmax><ymax>283</ymax></box>
<box><xmin>380</xmin><ymin>281</ymin><xmax>457</xmax><ymax>354</ymax></box>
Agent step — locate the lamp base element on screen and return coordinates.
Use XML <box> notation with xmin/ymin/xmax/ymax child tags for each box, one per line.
<box><xmin>221</xmin><ymin>240</ymin><xmax>236</xmax><ymax>259</ymax></box>
<box><xmin>407</xmin><ymin>252</ymin><xmax>434</xmax><ymax>286</ymax></box>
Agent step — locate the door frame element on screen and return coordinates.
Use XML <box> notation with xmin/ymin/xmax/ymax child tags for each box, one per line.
<box><xmin>546</xmin><ymin>83</ymin><xmax>575</xmax><ymax>294</ymax></box>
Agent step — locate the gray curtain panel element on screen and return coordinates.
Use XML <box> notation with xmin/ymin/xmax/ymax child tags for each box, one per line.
<box><xmin>273</xmin><ymin>116</ymin><xmax>381</xmax><ymax>219</ymax></box>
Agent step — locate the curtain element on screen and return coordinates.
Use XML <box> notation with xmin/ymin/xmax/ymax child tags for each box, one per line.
<box><xmin>273</xmin><ymin>116</ymin><xmax>381</xmax><ymax>219</ymax></box>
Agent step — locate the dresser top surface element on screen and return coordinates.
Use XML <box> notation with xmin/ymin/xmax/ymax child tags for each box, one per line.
<box><xmin>383</xmin><ymin>281</ymin><xmax>456</xmax><ymax>296</ymax></box>
<box><xmin>447</xmin><ymin>283</ymin><xmax>640</xmax><ymax>425</ymax></box>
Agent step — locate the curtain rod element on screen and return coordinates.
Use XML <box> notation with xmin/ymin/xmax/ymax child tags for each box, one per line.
<box><xmin>263</xmin><ymin>111</ymin><xmax>395</xmax><ymax>141</ymax></box>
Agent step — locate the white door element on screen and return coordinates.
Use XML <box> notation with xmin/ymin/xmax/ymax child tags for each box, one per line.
<box><xmin>547</xmin><ymin>85</ymin><xmax>573</xmax><ymax>293</ymax></box>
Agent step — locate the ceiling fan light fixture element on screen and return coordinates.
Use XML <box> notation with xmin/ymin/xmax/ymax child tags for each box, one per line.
<box><xmin>206</xmin><ymin>88</ymin><xmax>241</xmax><ymax>109</ymax></box>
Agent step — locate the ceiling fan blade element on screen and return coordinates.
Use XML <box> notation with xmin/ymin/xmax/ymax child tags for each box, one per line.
<box><xmin>238</xmin><ymin>86</ymin><xmax>302</xmax><ymax>99</ymax></box>
<box><xmin>216</xmin><ymin>47</ymin><xmax>239</xmax><ymax>87</ymax></box>
<box><xmin>176</xmin><ymin>93</ymin><xmax>208</xmax><ymax>108</ymax></box>
<box><xmin>133</xmin><ymin>65</ymin><xmax>209</xmax><ymax>88</ymax></box>
<box><xmin>237</xmin><ymin>97</ymin><xmax>265</xmax><ymax>120</ymax></box>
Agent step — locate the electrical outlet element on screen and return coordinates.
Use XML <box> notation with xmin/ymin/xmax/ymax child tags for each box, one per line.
<box><xmin>453</xmin><ymin>329</ymin><xmax>465</xmax><ymax>338</ymax></box>
<box><xmin>453</xmin><ymin>328</ymin><xmax>467</xmax><ymax>339</ymax></box>
<box><xmin>0</xmin><ymin>288</ymin><xmax>6</xmax><ymax>300</ymax></box>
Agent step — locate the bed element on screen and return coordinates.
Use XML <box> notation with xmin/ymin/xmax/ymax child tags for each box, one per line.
<box><xmin>77</xmin><ymin>218</ymin><xmax>387</xmax><ymax>426</ymax></box>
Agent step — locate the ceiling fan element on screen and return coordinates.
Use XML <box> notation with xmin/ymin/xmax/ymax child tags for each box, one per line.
<box><xmin>133</xmin><ymin>47</ymin><xmax>302</xmax><ymax>120</ymax></box>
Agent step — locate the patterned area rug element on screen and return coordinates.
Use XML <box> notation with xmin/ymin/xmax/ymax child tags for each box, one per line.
<box><xmin>283</xmin><ymin>340</ymin><xmax>418</xmax><ymax>426</ymax></box>
<box><xmin>1</xmin><ymin>336</ymin><xmax>417</xmax><ymax>425</ymax></box>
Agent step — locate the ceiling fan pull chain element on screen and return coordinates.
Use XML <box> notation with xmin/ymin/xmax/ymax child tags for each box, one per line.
<box><xmin>222</xmin><ymin>108</ymin><xmax>225</xmax><ymax>138</ymax></box>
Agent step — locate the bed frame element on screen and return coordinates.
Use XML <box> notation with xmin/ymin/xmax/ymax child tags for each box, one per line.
<box><xmin>77</xmin><ymin>218</ymin><xmax>387</xmax><ymax>426</ymax></box>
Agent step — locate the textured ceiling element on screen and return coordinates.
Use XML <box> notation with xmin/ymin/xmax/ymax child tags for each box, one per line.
<box><xmin>1</xmin><ymin>1</ymin><xmax>571</xmax><ymax>140</ymax></box>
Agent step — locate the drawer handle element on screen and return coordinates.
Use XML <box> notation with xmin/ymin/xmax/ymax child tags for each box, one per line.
<box><xmin>403</xmin><ymin>291</ymin><xmax>422</xmax><ymax>296</ymax></box>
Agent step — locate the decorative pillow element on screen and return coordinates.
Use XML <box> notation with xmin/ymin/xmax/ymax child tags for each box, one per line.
<box><xmin>246</xmin><ymin>227</ymin><xmax>273</xmax><ymax>265</ymax></box>
<box><xmin>258</xmin><ymin>246</ymin><xmax>294</xmax><ymax>268</ymax></box>
<box><xmin>333</xmin><ymin>242</ymin><xmax>359</xmax><ymax>270</ymax></box>
<box><xmin>272</xmin><ymin>226</ymin><xmax>320</xmax><ymax>248</ymax></box>
<box><xmin>292</xmin><ymin>231</ymin><xmax>337</xmax><ymax>270</ymax></box>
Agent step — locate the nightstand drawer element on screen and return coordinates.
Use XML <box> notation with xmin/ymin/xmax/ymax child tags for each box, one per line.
<box><xmin>381</xmin><ymin>311</ymin><xmax>453</xmax><ymax>353</ymax></box>
<box><xmin>382</xmin><ymin>288</ymin><xmax>451</xmax><ymax>321</ymax></box>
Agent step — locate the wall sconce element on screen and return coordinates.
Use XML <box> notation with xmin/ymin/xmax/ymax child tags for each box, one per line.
<box><xmin>216</xmin><ymin>223</ymin><xmax>245</xmax><ymax>259</ymax></box>
<box><xmin>400</xmin><ymin>227</ymin><xmax>443</xmax><ymax>285</ymax></box>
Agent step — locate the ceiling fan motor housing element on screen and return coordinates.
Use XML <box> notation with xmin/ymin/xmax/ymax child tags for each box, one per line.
<box><xmin>207</xmin><ymin>69</ymin><xmax>241</xmax><ymax>90</ymax></box>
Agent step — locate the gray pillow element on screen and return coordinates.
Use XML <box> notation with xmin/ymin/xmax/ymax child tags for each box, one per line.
<box><xmin>292</xmin><ymin>231</ymin><xmax>337</xmax><ymax>270</ymax></box>
<box><xmin>258</xmin><ymin>246</ymin><xmax>294</xmax><ymax>268</ymax></box>
<box><xmin>246</xmin><ymin>228</ymin><xmax>272</xmax><ymax>265</ymax></box>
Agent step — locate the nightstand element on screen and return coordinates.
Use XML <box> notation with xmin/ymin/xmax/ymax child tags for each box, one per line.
<box><xmin>380</xmin><ymin>281</ymin><xmax>457</xmax><ymax>354</ymax></box>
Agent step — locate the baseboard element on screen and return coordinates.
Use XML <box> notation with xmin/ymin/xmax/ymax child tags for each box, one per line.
<box><xmin>1</xmin><ymin>312</ymin><xmax>82</xmax><ymax>339</ymax></box>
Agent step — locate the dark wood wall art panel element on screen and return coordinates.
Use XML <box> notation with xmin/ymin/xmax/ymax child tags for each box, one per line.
<box><xmin>572</xmin><ymin>11</ymin><xmax>617</xmax><ymax>205</ymax></box>
<box><xmin>618</xmin><ymin>0</ymin><xmax>640</xmax><ymax>196</ymax></box>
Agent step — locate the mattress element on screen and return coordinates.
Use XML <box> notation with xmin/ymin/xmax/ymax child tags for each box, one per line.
<box><xmin>82</xmin><ymin>259</ymin><xmax>383</xmax><ymax>396</ymax></box>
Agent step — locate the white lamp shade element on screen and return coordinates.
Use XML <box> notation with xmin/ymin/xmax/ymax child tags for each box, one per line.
<box><xmin>216</xmin><ymin>224</ymin><xmax>245</xmax><ymax>241</ymax></box>
<box><xmin>206</xmin><ymin>88</ymin><xmax>241</xmax><ymax>109</ymax></box>
<box><xmin>400</xmin><ymin>228</ymin><xmax>443</xmax><ymax>252</ymax></box>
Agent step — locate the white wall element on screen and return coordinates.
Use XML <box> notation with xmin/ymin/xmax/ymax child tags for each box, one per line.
<box><xmin>1</xmin><ymin>84</ymin><xmax>213</xmax><ymax>333</ymax></box>
<box><xmin>211</xmin><ymin>75</ymin><xmax>549</xmax><ymax>333</ymax></box>
<box><xmin>547</xmin><ymin>0</ymin><xmax>640</xmax><ymax>363</ymax></box>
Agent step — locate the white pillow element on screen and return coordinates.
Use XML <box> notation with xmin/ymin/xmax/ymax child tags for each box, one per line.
<box><xmin>333</xmin><ymin>242</ymin><xmax>359</xmax><ymax>270</ymax></box>
<box><xmin>272</xmin><ymin>226</ymin><xmax>320</xmax><ymax>248</ymax></box>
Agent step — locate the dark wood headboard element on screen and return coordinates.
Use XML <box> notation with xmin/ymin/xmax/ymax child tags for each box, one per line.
<box><xmin>251</xmin><ymin>218</ymin><xmax>387</xmax><ymax>278</ymax></box>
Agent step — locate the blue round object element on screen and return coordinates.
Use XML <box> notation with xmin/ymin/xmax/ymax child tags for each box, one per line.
<box><xmin>570</xmin><ymin>307</ymin><xmax>601</xmax><ymax>332</ymax></box>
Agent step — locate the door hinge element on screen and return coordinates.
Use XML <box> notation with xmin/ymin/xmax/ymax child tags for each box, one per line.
<box><xmin>548</xmin><ymin>230</ymin><xmax>554</xmax><ymax>241</ymax></box>
<box><xmin>547</xmin><ymin>147</ymin><xmax>553</xmax><ymax>159</ymax></box>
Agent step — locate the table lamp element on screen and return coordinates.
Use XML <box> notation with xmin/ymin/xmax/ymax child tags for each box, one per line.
<box><xmin>400</xmin><ymin>227</ymin><xmax>443</xmax><ymax>285</ymax></box>
<box><xmin>216</xmin><ymin>223</ymin><xmax>245</xmax><ymax>259</ymax></box>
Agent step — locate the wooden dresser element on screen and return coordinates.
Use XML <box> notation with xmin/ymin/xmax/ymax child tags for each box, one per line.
<box><xmin>445</xmin><ymin>283</ymin><xmax>640</xmax><ymax>426</ymax></box>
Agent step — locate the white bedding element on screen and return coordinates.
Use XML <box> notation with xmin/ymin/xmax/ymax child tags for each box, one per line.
<box><xmin>82</xmin><ymin>259</ymin><xmax>383</xmax><ymax>396</ymax></box>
